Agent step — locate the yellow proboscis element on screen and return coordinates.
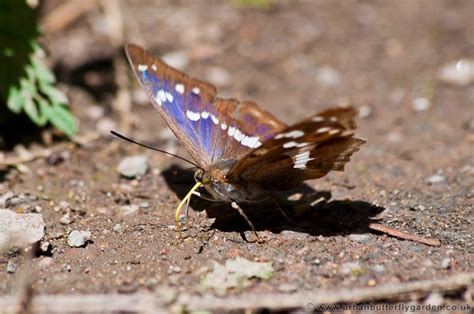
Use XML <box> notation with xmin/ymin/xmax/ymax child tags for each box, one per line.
<box><xmin>175</xmin><ymin>181</ymin><xmax>202</xmax><ymax>239</ymax></box>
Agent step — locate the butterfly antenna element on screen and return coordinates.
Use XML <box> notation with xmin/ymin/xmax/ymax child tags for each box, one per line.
<box><xmin>110</xmin><ymin>130</ymin><xmax>200</xmax><ymax>168</ymax></box>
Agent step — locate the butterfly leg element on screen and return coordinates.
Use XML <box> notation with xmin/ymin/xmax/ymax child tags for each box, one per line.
<box><xmin>231</xmin><ymin>201</ymin><xmax>261</xmax><ymax>242</ymax></box>
<box><xmin>271</xmin><ymin>197</ymin><xmax>294</xmax><ymax>225</ymax></box>
<box><xmin>183</xmin><ymin>196</ymin><xmax>191</xmax><ymax>224</ymax></box>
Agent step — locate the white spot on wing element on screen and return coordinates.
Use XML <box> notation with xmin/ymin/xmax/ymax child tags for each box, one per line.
<box><xmin>186</xmin><ymin>110</ymin><xmax>200</xmax><ymax>121</ymax></box>
<box><xmin>221</xmin><ymin>123</ymin><xmax>227</xmax><ymax>130</ymax></box>
<box><xmin>274</xmin><ymin>130</ymin><xmax>305</xmax><ymax>139</ymax></box>
<box><xmin>228</xmin><ymin>126</ymin><xmax>236</xmax><ymax>136</ymax></box>
<box><xmin>192</xmin><ymin>87</ymin><xmax>200</xmax><ymax>94</ymax></box>
<box><xmin>175</xmin><ymin>83</ymin><xmax>185</xmax><ymax>94</ymax></box>
<box><xmin>254</xmin><ymin>141</ymin><xmax>262</xmax><ymax>148</ymax></box>
<box><xmin>312</xmin><ymin>116</ymin><xmax>325</xmax><ymax>122</ymax></box>
<box><xmin>138</xmin><ymin>64</ymin><xmax>148</xmax><ymax>72</ymax></box>
<box><xmin>283</xmin><ymin>141</ymin><xmax>298</xmax><ymax>148</ymax></box>
<box><xmin>234</xmin><ymin>129</ymin><xmax>245</xmax><ymax>142</ymax></box>
<box><xmin>329</xmin><ymin>129</ymin><xmax>341</xmax><ymax>135</ymax></box>
<box><xmin>151</xmin><ymin>64</ymin><xmax>157</xmax><ymax>71</ymax></box>
<box><xmin>157</xmin><ymin>90</ymin><xmax>167</xmax><ymax>103</ymax></box>
<box><xmin>241</xmin><ymin>136</ymin><xmax>260</xmax><ymax>148</ymax></box>
<box><xmin>316</xmin><ymin>127</ymin><xmax>331</xmax><ymax>134</ymax></box>
<box><xmin>284</xmin><ymin>141</ymin><xmax>310</xmax><ymax>149</ymax></box>
<box><xmin>211</xmin><ymin>115</ymin><xmax>219</xmax><ymax>125</ymax></box>
<box><xmin>201</xmin><ymin>111</ymin><xmax>210</xmax><ymax>119</ymax></box>
<box><xmin>165</xmin><ymin>91</ymin><xmax>174</xmax><ymax>103</ymax></box>
<box><xmin>330</xmin><ymin>117</ymin><xmax>337</xmax><ymax>122</ymax></box>
<box><xmin>154</xmin><ymin>94</ymin><xmax>162</xmax><ymax>106</ymax></box>
<box><xmin>293</xmin><ymin>151</ymin><xmax>314</xmax><ymax>169</ymax></box>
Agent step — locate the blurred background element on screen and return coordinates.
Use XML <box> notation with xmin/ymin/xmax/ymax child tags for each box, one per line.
<box><xmin>2</xmin><ymin>0</ymin><xmax>473</xmax><ymax>153</ymax></box>
<box><xmin>0</xmin><ymin>0</ymin><xmax>473</xmax><ymax>309</ymax></box>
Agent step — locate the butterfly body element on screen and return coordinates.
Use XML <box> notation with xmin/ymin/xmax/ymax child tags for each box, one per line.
<box><xmin>194</xmin><ymin>160</ymin><xmax>268</xmax><ymax>203</ymax></box>
<box><xmin>125</xmin><ymin>44</ymin><xmax>366</xmax><ymax>236</ymax></box>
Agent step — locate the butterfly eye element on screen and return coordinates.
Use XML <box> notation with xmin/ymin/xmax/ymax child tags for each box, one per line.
<box><xmin>202</xmin><ymin>173</ymin><xmax>211</xmax><ymax>185</ymax></box>
<box><xmin>194</xmin><ymin>169</ymin><xmax>204</xmax><ymax>182</ymax></box>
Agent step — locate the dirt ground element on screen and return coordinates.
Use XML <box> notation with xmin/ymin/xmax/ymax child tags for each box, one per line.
<box><xmin>1</xmin><ymin>0</ymin><xmax>473</xmax><ymax>312</ymax></box>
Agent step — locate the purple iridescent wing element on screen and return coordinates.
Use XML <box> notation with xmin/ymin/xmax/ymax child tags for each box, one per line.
<box><xmin>126</xmin><ymin>44</ymin><xmax>286</xmax><ymax>166</ymax></box>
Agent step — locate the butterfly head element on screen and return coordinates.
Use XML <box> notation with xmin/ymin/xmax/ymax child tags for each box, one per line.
<box><xmin>194</xmin><ymin>168</ymin><xmax>212</xmax><ymax>185</ymax></box>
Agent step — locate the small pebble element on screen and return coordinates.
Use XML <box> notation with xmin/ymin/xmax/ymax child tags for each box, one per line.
<box><xmin>316</xmin><ymin>66</ymin><xmax>341</xmax><ymax>86</ymax></box>
<box><xmin>47</xmin><ymin>152</ymin><xmax>65</xmax><ymax>165</ymax></box>
<box><xmin>162</xmin><ymin>50</ymin><xmax>189</xmax><ymax>70</ymax></box>
<box><xmin>278</xmin><ymin>283</ymin><xmax>298</xmax><ymax>293</ymax></box>
<box><xmin>6</xmin><ymin>260</ymin><xmax>17</xmax><ymax>273</ymax></box>
<box><xmin>96</xmin><ymin>118</ymin><xmax>117</xmax><ymax>136</ymax></box>
<box><xmin>0</xmin><ymin>191</ymin><xmax>14</xmax><ymax>207</ymax></box>
<box><xmin>113</xmin><ymin>224</ymin><xmax>123</xmax><ymax>232</ymax></box>
<box><xmin>67</xmin><ymin>230</ymin><xmax>92</xmax><ymax>247</ymax></box>
<box><xmin>358</xmin><ymin>105</ymin><xmax>372</xmax><ymax>118</ymax></box>
<box><xmin>386</xmin><ymin>131</ymin><xmax>403</xmax><ymax>143</ymax></box>
<box><xmin>372</xmin><ymin>264</ymin><xmax>385</xmax><ymax>274</ymax></box>
<box><xmin>341</xmin><ymin>262</ymin><xmax>363</xmax><ymax>276</ymax></box>
<box><xmin>348</xmin><ymin>234</ymin><xmax>371</xmax><ymax>243</ymax></box>
<box><xmin>412</xmin><ymin>97</ymin><xmax>431</xmax><ymax>111</ymax></box>
<box><xmin>426</xmin><ymin>174</ymin><xmax>445</xmax><ymax>184</ymax></box>
<box><xmin>139</xmin><ymin>201</ymin><xmax>150</xmax><ymax>209</ymax></box>
<box><xmin>86</xmin><ymin>105</ymin><xmax>105</xmax><ymax>120</ymax></box>
<box><xmin>59</xmin><ymin>213</ymin><xmax>74</xmax><ymax>225</ymax></box>
<box><xmin>38</xmin><ymin>257</ymin><xmax>54</xmax><ymax>269</ymax></box>
<box><xmin>117</xmin><ymin>155</ymin><xmax>149</xmax><ymax>178</ymax></box>
<box><xmin>424</xmin><ymin>292</ymin><xmax>444</xmax><ymax>306</ymax></box>
<box><xmin>441</xmin><ymin>258</ymin><xmax>451</xmax><ymax>269</ymax></box>
<box><xmin>168</xmin><ymin>265</ymin><xmax>182</xmax><ymax>274</ymax></box>
<box><xmin>120</xmin><ymin>204</ymin><xmax>139</xmax><ymax>216</ymax></box>
<box><xmin>40</xmin><ymin>241</ymin><xmax>51</xmax><ymax>253</ymax></box>
<box><xmin>438</xmin><ymin>58</ymin><xmax>474</xmax><ymax>86</ymax></box>
<box><xmin>206</xmin><ymin>66</ymin><xmax>231</xmax><ymax>87</ymax></box>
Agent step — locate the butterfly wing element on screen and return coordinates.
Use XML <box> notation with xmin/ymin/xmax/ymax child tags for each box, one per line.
<box><xmin>227</xmin><ymin>107</ymin><xmax>366</xmax><ymax>190</ymax></box>
<box><xmin>210</xmin><ymin>99</ymin><xmax>287</xmax><ymax>162</ymax></box>
<box><xmin>126</xmin><ymin>44</ymin><xmax>286</xmax><ymax>167</ymax></box>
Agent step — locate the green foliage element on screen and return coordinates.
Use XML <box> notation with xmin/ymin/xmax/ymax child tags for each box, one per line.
<box><xmin>232</xmin><ymin>0</ymin><xmax>272</xmax><ymax>8</ymax></box>
<box><xmin>0</xmin><ymin>0</ymin><xmax>78</xmax><ymax>137</ymax></box>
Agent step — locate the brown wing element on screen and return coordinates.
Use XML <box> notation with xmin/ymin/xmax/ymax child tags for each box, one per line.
<box><xmin>210</xmin><ymin>99</ymin><xmax>287</xmax><ymax>162</ymax></box>
<box><xmin>227</xmin><ymin>106</ymin><xmax>366</xmax><ymax>190</ymax></box>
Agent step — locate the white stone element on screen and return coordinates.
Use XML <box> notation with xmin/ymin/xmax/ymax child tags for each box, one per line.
<box><xmin>438</xmin><ymin>59</ymin><xmax>474</xmax><ymax>86</ymax></box>
<box><xmin>117</xmin><ymin>155</ymin><xmax>149</xmax><ymax>178</ymax></box>
<box><xmin>0</xmin><ymin>209</ymin><xmax>45</xmax><ymax>250</ymax></box>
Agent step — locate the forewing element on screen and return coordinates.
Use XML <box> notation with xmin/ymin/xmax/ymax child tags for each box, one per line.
<box><xmin>228</xmin><ymin>107</ymin><xmax>366</xmax><ymax>190</ymax></box>
<box><xmin>126</xmin><ymin>44</ymin><xmax>218</xmax><ymax>167</ymax></box>
<box><xmin>126</xmin><ymin>44</ymin><xmax>286</xmax><ymax>167</ymax></box>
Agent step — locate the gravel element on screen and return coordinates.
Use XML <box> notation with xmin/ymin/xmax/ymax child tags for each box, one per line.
<box><xmin>67</xmin><ymin>230</ymin><xmax>92</xmax><ymax>247</ymax></box>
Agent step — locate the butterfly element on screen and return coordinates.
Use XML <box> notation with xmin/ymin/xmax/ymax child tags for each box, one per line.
<box><xmin>125</xmin><ymin>43</ymin><xmax>366</xmax><ymax>239</ymax></box>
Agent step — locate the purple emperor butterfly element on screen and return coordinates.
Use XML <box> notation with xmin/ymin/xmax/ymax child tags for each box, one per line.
<box><xmin>125</xmin><ymin>44</ymin><xmax>366</xmax><ymax>238</ymax></box>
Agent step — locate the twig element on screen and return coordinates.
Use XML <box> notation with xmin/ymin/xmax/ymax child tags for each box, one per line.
<box><xmin>368</xmin><ymin>223</ymin><xmax>442</xmax><ymax>247</ymax></box>
<box><xmin>0</xmin><ymin>273</ymin><xmax>471</xmax><ymax>312</ymax></box>
<box><xmin>41</xmin><ymin>2</ymin><xmax>97</xmax><ymax>34</ymax></box>
<box><xmin>100</xmin><ymin>0</ymin><xmax>132</xmax><ymax>133</ymax></box>
<box><xmin>0</xmin><ymin>132</ymin><xmax>100</xmax><ymax>167</ymax></box>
